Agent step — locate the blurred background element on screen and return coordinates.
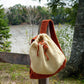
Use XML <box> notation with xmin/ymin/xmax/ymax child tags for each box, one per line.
<box><xmin>1</xmin><ymin>0</ymin><xmax>83</xmax><ymax>84</ymax></box>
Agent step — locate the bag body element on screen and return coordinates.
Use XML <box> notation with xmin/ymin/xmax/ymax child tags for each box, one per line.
<box><xmin>29</xmin><ymin>20</ymin><xmax>66</xmax><ymax>79</ymax></box>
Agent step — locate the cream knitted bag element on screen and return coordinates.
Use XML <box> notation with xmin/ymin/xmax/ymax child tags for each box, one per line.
<box><xmin>29</xmin><ymin>33</ymin><xmax>66</xmax><ymax>74</ymax></box>
<box><xmin>29</xmin><ymin>20</ymin><xmax>66</xmax><ymax>79</ymax></box>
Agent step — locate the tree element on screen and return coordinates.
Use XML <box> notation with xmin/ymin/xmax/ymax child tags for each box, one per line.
<box><xmin>25</xmin><ymin>6</ymin><xmax>51</xmax><ymax>25</ymax></box>
<box><xmin>51</xmin><ymin>7</ymin><xmax>68</xmax><ymax>24</ymax></box>
<box><xmin>65</xmin><ymin>3</ymin><xmax>78</xmax><ymax>26</ymax></box>
<box><xmin>0</xmin><ymin>5</ymin><xmax>11</xmax><ymax>52</ymax></box>
<box><xmin>62</xmin><ymin>0</ymin><xmax>84</xmax><ymax>77</ymax></box>
<box><xmin>6</xmin><ymin>4</ymin><xmax>51</xmax><ymax>25</ymax></box>
<box><xmin>36</xmin><ymin>6</ymin><xmax>51</xmax><ymax>24</ymax></box>
<box><xmin>7</xmin><ymin>4</ymin><xmax>27</xmax><ymax>25</ymax></box>
<box><xmin>26</xmin><ymin>6</ymin><xmax>39</xmax><ymax>25</ymax></box>
<box><xmin>48</xmin><ymin>0</ymin><xmax>78</xmax><ymax>25</ymax></box>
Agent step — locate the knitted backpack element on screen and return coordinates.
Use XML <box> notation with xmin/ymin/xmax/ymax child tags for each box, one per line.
<box><xmin>29</xmin><ymin>20</ymin><xmax>66</xmax><ymax>79</ymax></box>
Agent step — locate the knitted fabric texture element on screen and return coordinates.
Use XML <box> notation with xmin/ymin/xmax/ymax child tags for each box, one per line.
<box><xmin>29</xmin><ymin>34</ymin><xmax>66</xmax><ymax>74</ymax></box>
<box><xmin>29</xmin><ymin>20</ymin><xmax>66</xmax><ymax>79</ymax></box>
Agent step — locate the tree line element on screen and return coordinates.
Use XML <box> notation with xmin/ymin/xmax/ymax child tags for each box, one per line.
<box><xmin>6</xmin><ymin>4</ymin><xmax>78</xmax><ymax>25</ymax></box>
<box><xmin>0</xmin><ymin>2</ymin><xmax>78</xmax><ymax>52</ymax></box>
<box><xmin>6</xmin><ymin>4</ymin><xmax>50</xmax><ymax>25</ymax></box>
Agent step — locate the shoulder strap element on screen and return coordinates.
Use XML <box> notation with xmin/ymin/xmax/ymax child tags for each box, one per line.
<box><xmin>40</xmin><ymin>19</ymin><xmax>62</xmax><ymax>52</ymax></box>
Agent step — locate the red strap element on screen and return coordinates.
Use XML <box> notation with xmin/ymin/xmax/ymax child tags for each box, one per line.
<box><xmin>31</xmin><ymin>35</ymin><xmax>38</xmax><ymax>43</ymax></box>
<box><xmin>40</xmin><ymin>19</ymin><xmax>62</xmax><ymax>52</ymax></box>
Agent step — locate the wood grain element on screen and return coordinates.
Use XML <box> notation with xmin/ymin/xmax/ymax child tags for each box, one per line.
<box><xmin>0</xmin><ymin>52</ymin><xmax>30</xmax><ymax>65</ymax></box>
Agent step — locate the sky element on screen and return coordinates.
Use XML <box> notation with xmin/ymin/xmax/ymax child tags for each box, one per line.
<box><xmin>0</xmin><ymin>0</ymin><xmax>48</xmax><ymax>8</ymax></box>
<box><xmin>0</xmin><ymin>0</ymin><xmax>77</xmax><ymax>8</ymax></box>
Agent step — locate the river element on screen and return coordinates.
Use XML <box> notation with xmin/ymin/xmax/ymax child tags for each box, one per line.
<box><xmin>9</xmin><ymin>24</ymin><xmax>39</xmax><ymax>54</ymax></box>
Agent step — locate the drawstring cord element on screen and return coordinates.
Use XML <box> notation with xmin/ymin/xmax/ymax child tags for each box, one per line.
<box><xmin>37</xmin><ymin>40</ymin><xmax>49</xmax><ymax>60</ymax></box>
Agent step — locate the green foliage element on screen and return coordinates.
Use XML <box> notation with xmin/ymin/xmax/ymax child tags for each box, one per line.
<box><xmin>36</xmin><ymin>6</ymin><xmax>51</xmax><ymax>23</ymax></box>
<box><xmin>48</xmin><ymin>0</ymin><xmax>78</xmax><ymax>26</ymax></box>
<box><xmin>51</xmin><ymin>7</ymin><xmax>67</xmax><ymax>24</ymax></box>
<box><xmin>67</xmin><ymin>3</ymin><xmax>78</xmax><ymax>26</ymax></box>
<box><xmin>56</xmin><ymin>24</ymin><xmax>74</xmax><ymax>59</ymax></box>
<box><xmin>6</xmin><ymin>2</ymin><xmax>78</xmax><ymax>26</ymax></box>
<box><xmin>6</xmin><ymin>4</ymin><xmax>28</xmax><ymax>25</ymax></box>
<box><xmin>51</xmin><ymin>5</ymin><xmax>78</xmax><ymax>25</ymax></box>
<box><xmin>0</xmin><ymin>5</ymin><xmax>11</xmax><ymax>52</ymax></box>
<box><xmin>81</xmin><ymin>80</ymin><xmax>84</xmax><ymax>84</ymax></box>
<box><xmin>47</xmin><ymin>0</ymin><xmax>66</xmax><ymax>15</ymax></box>
<box><xmin>6</xmin><ymin>4</ymin><xmax>51</xmax><ymax>25</ymax></box>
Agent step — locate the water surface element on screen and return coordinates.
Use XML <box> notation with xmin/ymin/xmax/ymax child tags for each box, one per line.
<box><xmin>9</xmin><ymin>24</ymin><xmax>38</xmax><ymax>54</ymax></box>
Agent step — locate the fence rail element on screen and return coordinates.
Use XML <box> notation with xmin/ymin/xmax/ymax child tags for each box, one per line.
<box><xmin>0</xmin><ymin>52</ymin><xmax>30</xmax><ymax>65</ymax></box>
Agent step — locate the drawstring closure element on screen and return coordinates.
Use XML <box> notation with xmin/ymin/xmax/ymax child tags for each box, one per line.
<box><xmin>37</xmin><ymin>40</ymin><xmax>49</xmax><ymax>60</ymax></box>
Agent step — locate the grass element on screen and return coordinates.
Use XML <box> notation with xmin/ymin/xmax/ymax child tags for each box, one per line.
<box><xmin>0</xmin><ymin>63</ymin><xmax>84</xmax><ymax>84</ymax></box>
